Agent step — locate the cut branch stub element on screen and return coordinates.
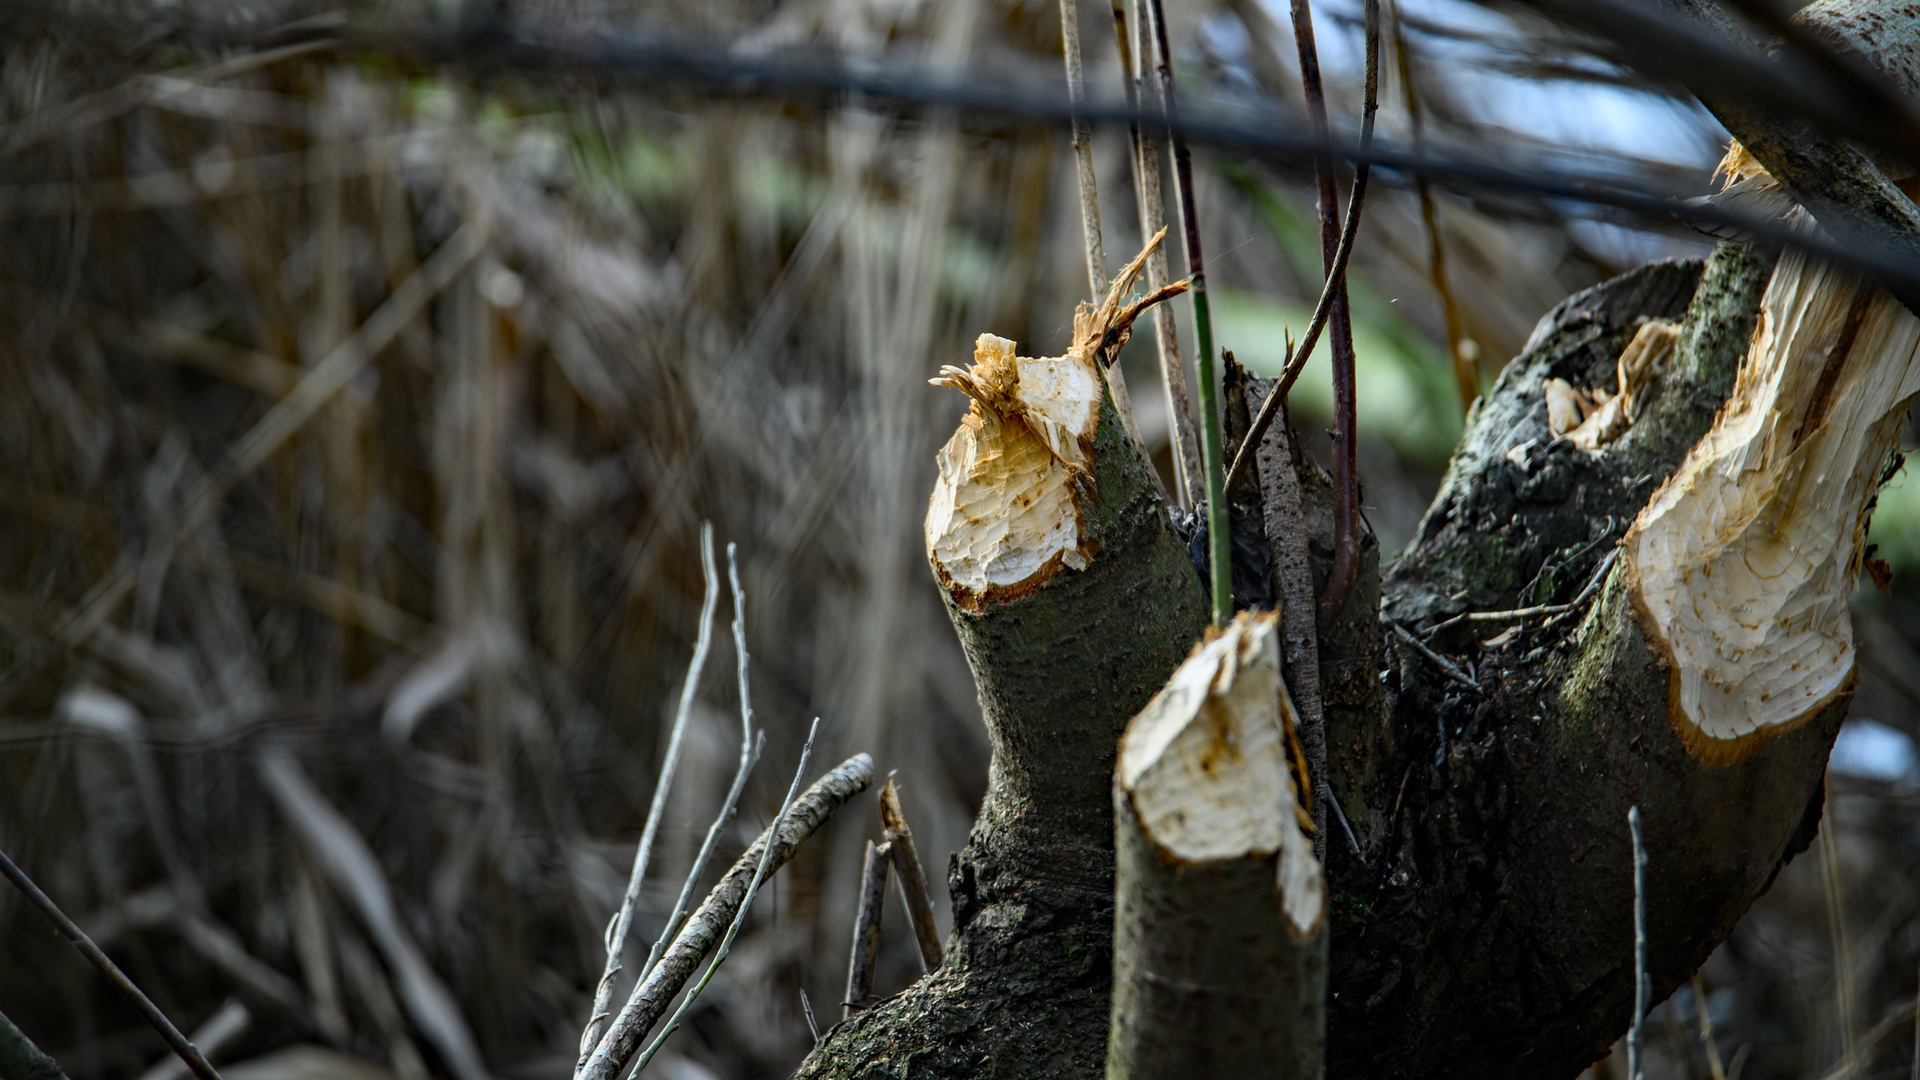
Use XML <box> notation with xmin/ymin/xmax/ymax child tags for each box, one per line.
<box><xmin>927</xmin><ymin>332</ymin><xmax>1101</xmax><ymax>609</ymax></box>
<box><xmin>927</xmin><ymin>231</ymin><xmax>1183</xmax><ymax>612</ymax></box>
<box><xmin>1109</xmin><ymin>610</ymin><xmax>1325</xmax><ymax>1079</ymax></box>
<box><xmin>1116</xmin><ymin>610</ymin><xmax>1323</xmax><ymax>931</ymax></box>
<box><xmin>1625</xmin><ymin>213</ymin><xmax>1920</xmax><ymax>763</ymax></box>
<box><xmin>797</xmin><ymin>233</ymin><xmax>1205</xmax><ymax>1080</ymax></box>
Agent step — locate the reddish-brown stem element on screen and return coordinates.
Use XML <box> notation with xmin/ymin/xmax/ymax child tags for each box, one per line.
<box><xmin>1291</xmin><ymin>0</ymin><xmax>1363</xmax><ymax>635</ymax></box>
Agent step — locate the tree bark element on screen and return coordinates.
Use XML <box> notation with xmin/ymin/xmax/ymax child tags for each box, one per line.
<box><xmin>795</xmin><ymin>327</ymin><xmax>1207</xmax><ymax>1079</ymax></box>
<box><xmin>1320</xmin><ymin>242</ymin><xmax>1863</xmax><ymax>1080</ymax></box>
<box><xmin>1107</xmin><ymin>612</ymin><xmax>1325</xmax><ymax>1080</ymax></box>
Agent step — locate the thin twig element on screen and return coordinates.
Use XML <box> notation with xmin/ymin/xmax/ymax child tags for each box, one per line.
<box><xmin>1693</xmin><ymin>973</ymin><xmax>1728</xmax><ymax>1080</ymax></box>
<box><xmin>632</xmin><ymin>717</ymin><xmax>824</xmax><ymax>1073</ymax></box>
<box><xmin>576</xmin><ymin>523</ymin><xmax>722</xmax><ymax>1078</ymax></box>
<box><xmin>1140</xmin><ymin>0</ymin><xmax>1229</xmax><ymax>625</ymax></box>
<box><xmin>1290</xmin><ymin>0</ymin><xmax>1378</xmax><ymax>635</ymax></box>
<box><xmin>1223</xmin><ymin>0</ymin><xmax>1379</xmax><ymax>497</ymax></box>
<box><xmin>800</xmin><ymin>989</ymin><xmax>821</xmax><ymax>1044</ymax></box>
<box><xmin>1385</xmin><ymin>617</ymin><xmax>1481</xmax><ymax>693</ymax></box>
<box><xmin>638</xmin><ymin>544</ymin><xmax>764</xmax><ymax>983</ymax></box>
<box><xmin>1387</xmin><ymin>0</ymin><xmax>1474</xmax><ymax>414</ymax></box>
<box><xmin>878</xmin><ymin>776</ymin><xmax>943</xmax><ymax>972</ymax></box>
<box><xmin>0</xmin><ymin>847</ymin><xmax>223</xmax><ymax>1080</ymax></box>
<box><xmin>1060</xmin><ymin>0</ymin><xmax>1105</xmax><ymax>299</ymax></box>
<box><xmin>843</xmin><ymin>839</ymin><xmax>892</xmax><ymax>1019</ymax></box>
<box><xmin>1115</xmin><ymin>0</ymin><xmax>1200</xmax><ymax>509</ymax></box>
<box><xmin>1422</xmin><ymin>549</ymin><xmax>1619</xmax><ymax>638</ymax></box>
<box><xmin>579</xmin><ymin>753</ymin><xmax>874</xmax><ymax>1080</ymax></box>
<box><xmin>1327</xmin><ymin>787</ymin><xmax>1363</xmax><ymax>858</ymax></box>
<box><xmin>1059</xmin><ymin>0</ymin><xmax>1161</xmax><ymax>500</ymax></box>
<box><xmin>1628</xmin><ymin>805</ymin><xmax>1649</xmax><ymax>1080</ymax></box>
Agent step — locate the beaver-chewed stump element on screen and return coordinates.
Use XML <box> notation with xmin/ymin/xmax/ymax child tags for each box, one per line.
<box><xmin>800</xmin><ymin>53</ymin><xmax>1920</xmax><ymax>1070</ymax></box>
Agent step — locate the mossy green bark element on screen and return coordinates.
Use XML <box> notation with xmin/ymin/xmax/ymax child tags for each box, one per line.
<box><xmin>794</xmin><ymin>388</ymin><xmax>1206</xmax><ymax>1080</ymax></box>
<box><xmin>1327</xmin><ymin>242</ymin><xmax>1846</xmax><ymax>1080</ymax></box>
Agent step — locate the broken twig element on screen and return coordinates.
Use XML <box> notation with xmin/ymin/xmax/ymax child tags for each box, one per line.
<box><xmin>633</xmin><ymin>717</ymin><xmax>824</xmax><ymax>1073</ymax></box>
<box><xmin>577</xmin><ymin>523</ymin><xmax>721</xmax><ymax>1078</ymax></box>
<box><xmin>0</xmin><ymin>847</ymin><xmax>223</xmax><ymax>1080</ymax></box>
<box><xmin>639</xmin><ymin>544</ymin><xmax>765</xmax><ymax>983</ymax></box>
<box><xmin>578</xmin><ymin>752</ymin><xmax>875</xmax><ymax>1080</ymax></box>
<box><xmin>1385</xmin><ymin>617</ymin><xmax>1481</xmax><ymax>693</ymax></box>
<box><xmin>879</xmin><ymin>776</ymin><xmax>944</xmax><ymax>972</ymax></box>
<box><xmin>843</xmin><ymin>839</ymin><xmax>892</xmax><ymax>1018</ymax></box>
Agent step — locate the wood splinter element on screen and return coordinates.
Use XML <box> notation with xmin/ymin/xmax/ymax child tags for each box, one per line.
<box><xmin>878</xmin><ymin>777</ymin><xmax>943</xmax><ymax>973</ymax></box>
<box><xmin>843</xmin><ymin>839</ymin><xmax>891</xmax><ymax>1019</ymax></box>
<box><xmin>926</xmin><ymin>231</ymin><xmax>1186</xmax><ymax>612</ymax></box>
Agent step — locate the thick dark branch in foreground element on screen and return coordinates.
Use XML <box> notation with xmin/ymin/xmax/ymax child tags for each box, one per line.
<box><xmin>0</xmin><ymin>1008</ymin><xmax>69</xmax><ymax>1080</ymax></box>
<box><xmin>18</xmin><ymin>5</ymin><xmax>1920</xmax><ymax>297</ymax></box>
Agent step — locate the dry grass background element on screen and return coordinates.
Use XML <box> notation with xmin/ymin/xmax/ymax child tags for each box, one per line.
<box><xmin>1</xmin><ymin>1</ymin><xmax>1918</xmax><ymax>1078</ymax></box>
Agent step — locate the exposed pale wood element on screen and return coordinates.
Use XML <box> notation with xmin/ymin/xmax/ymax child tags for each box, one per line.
<box><xmin>1108</xmin><ymin>611</ymin><xmax>1325</xmax><ymax>1079</ymax></box>
<box><xmin>1625</xmin><ymin>218</ymin><xmax>1920</xmax><ymax>762</ymax></box>
<box><xmin>1116</xmin><ymin>611</ymin><xmax>1321</xmax><ymax>933</ymax></box>
<box><xmin>926</xmin><ymin>234</ymin><xmax>1182</xmax><ymax>609</ymax></box>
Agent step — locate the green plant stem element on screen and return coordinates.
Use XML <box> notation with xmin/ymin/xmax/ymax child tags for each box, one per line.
<box><xmin>1141</xmin><ymin>0</ymin><xmax>1229</xmax><ymax>625</ymax></box>
<box><xmin>1193</xmin><ymin>288</ymin><xmax>1229</xmax><ymax>626</ymax></box>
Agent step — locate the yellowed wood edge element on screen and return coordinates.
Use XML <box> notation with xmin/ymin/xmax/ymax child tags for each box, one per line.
<box><xmin>1621</xmin><ymin>551</ymin><xmax>1855</xmax><ymax>766</ymax></box>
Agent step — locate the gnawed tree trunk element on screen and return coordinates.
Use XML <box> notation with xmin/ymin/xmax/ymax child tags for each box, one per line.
<box><xmin>1107</xmin><ymin>611</ymin><xmax>1325</xmax><ymax>1079</ymax></box>
<box><xmin>795</xmin><ymin>252</ymin><xmax>1208</xmax><ymax>1080</ymax></box>
<box><xmin>800</xmin><ymin>8</ymin><xmax>1920</xmax><ymax>1076</ymax></box>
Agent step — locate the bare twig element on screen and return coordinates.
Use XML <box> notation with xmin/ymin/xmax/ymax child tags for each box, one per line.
<box><xmin>576</xmin><ymin>523</ymin><xmax>722</xmax><ymax>1078</ymax></box>
<box><xmin>1327</xmin><ymin>787</ymin><xmax>1363</xmax><ymax>858</ymax></box>
<box><xmin>135</xmin><ymin>1000</ymin><xmax>250</xmax><ymax>1080</ymax></box>
<box><xmin>1289</xmin><ymin>0</ymin><xmax>1378</xmax><ymax>634</ymax></box>
<box><xmin>1059</xmin><ymin>0</ymin><xmax>1105</xmax><ymax>299</ymax></box>
<box><xmin>1223</xmin><ymin>0</ymin><xmax>1379</xmax><ymax>496</ymax></box>
<box><xmin>633</xmin><ymin>716</ymin><xmax>823</xmax><ymax>1073</ymax></box>
<box><xmin>1385</xmin><ymin>617</ymin><xmax>1481</xmax><ymax>693</ymax></box>
<box><xmin>639</xmin><ymin>544</ymin><xmax>765</xmax><ymax>984</ymax></box>
<box><xmin>878</xmin><ymin>776</ymin><xmax>944</xmax><ymax>972</ymax></box>
<box><xmin>1059</xmin><ymin>0</ymin><xmax>1161</xmax><ymax>499</ymax></box>
<box><xmin>800</xmin><ymin>989</ymin><xmax>822</xmax><ymax>1044</ymax></box>
<box><xmin>1422</xmin><ymin>549</ymin><xmax>1620</xmax><ymax>637</ymax></box>
<box><xmin>0</xmin><ymin>847</ymin><xmax>223</xmax><ymax>1080</ymax></box>
<box><xmin>1692</xmin><ymin>974</ymin><xmax>1728</xmax><ymax>1080</ymax></box>
<box><xmin>1115</xmin><ymin>0</ymin><xmax>1200</xmax><ymax>508</ymax></box>
<box><xmin>844</xmin><ymin>839</ymin><xmax>892</xmax><ymax>1019</ymax></box>
<box><xmin>1628</xmin><ymin>805</ymin><xmax>1649</xmax><ymax>1080</ymax></box>
<box><xmin>1387</xmin><ymin>0</ymin><xmax>1474</xmax><ymax>413</ymax></box>
<box><xmin>578</xmin><ymin>752</ymin><xmax>875</xmax><ymax>1080</ymax></box>
<box><xmin>1140</xmin><ymin>0</ymin><xmax>1229</xmax><ymax>624</ymax></box>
